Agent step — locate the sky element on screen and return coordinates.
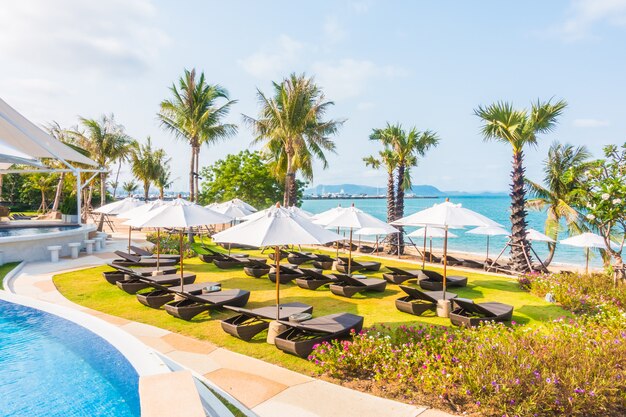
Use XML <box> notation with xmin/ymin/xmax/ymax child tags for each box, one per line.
<box><xmin>1</xmin><ymin>0</ymin><xmax>625</xmax><ymax>193</ymax></box>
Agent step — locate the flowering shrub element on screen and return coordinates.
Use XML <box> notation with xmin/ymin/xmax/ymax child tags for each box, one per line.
<box><xmin>310</xmin><ymin>318</ymin><xmax>626</xmax><ymax>416</ymax></box>
<box><xmin>145</xmin><ymin>232</ymin><xmax>195</xmax><ymax>258</ymax></box>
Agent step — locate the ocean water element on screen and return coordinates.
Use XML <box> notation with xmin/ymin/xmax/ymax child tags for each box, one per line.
<box><xmin>302</xmin><ymin>196</ymin><xmax>600</xmax><ymax>268</ymax></box>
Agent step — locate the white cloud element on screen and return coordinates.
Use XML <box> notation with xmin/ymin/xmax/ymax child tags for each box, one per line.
<box><xmin>556</xmin><ymin>0</ymin><xmax>626</xmax><ymax>40</ymax></box>
<box><xmin>573</xmin><ymin>118</ymin><xmax>610</xmax><ymax>127</ymax></box>
<box><xmin>324</xmin><ymin>16</ymin><xmax>347</xmax><ymax>43</ymax></box>
<box><xmin>312</xmin><ymin>59</ymin><xmax>408</xmax><ymax>99</ymax></box>
<box><xmin>0</xmin><ymin>0</ymin><xmax>169</xmax><ymax>76</ymax></box>
<box><xmin>238</xmin><ymin>35</ymin><xmax>304</xmax><ymax>79</ymax></box>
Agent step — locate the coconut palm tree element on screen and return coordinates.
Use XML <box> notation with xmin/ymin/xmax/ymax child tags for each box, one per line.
<box><xmin>475</xmin><ymin>99</ymin><xmax>567</xmax><ymax>272</ymax></box>
<box><xmin>526</xmin><ymin>142</ymin><xmax>591</xmax><ymax>266</ymax></box>
<box><xmin>122</xmin><ymin>180</ymin><xmax>138</xmax><ymax>196</ymax></box>
<box><xmin>23</xmin><ymin>173</ymin><xmax>56</xmax><ymax>213</ymax></box>
<box><xmin>158</xmin><ymin>68</ymin><xmax>237</xmax><ymax>202</ymax></box>
<box><xmin>69</xmin><ymin>115</ymin><xmax>131</xmax><ymax>206</ymax></box>
<box><xmin>129</xmin><ymin>137</ymin><xmax>165</xmax><ymax>201</ymax></box>
<box><xmin>44</xmin><ymin>121</ymin><xmax>70</xmax><ymax>213</ymax></box>
<box><xmin>155</xmin><ymin>159</ymin><xmax>173</xmax><ymax>199</ymax></box>
<box><xmin>243</xmin><ymin>73</ymin><xmax>344</xmax><ymax>206</ymax></box>
<box><xmin>364</xmin><ymin>150</ymin><xmax>398</xmax><ymax>252</ymax></box>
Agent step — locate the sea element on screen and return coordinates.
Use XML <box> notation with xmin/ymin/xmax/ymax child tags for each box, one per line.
<box><xmin>302</xmin><ymin>196</ymin><xmax>600</xmax><ymax>268</ymax></box>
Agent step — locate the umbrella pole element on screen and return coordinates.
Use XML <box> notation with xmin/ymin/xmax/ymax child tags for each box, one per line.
<box><xmin>375</xmin><ymin>235</ymin><xmax>379</xmax><ymax>255</ymax></box>
<box><xmin>586</xmin><ymin>248</ymin><xmax>589</xmax><ymax>274</ymax></box>
<box><xmin>429</xmin><ymin>239</ymin><xmax>432</xmax><ymax>261</ymax></box>
<box><xmin>228</xmin><ymin>243</ymin><xmax>231</xmax><ymax>256</ymax></box>
<box><xmin>156</xmin><ymin>228</ymin><xmax>161</xmax><ymax>271</ymax></box>
<box><xmin>179</xmin><ymin>229</ymin><xmax>184</xmax><ymax>292</ymax></box>
<box><xmin>422</xmin><ymin>226</ymin><xmax>427</xmax><ymax>269</ymax></box>
<box><xmin>443</xmin><ymin>226</ymin><xmax>448</xmax><ymax>300</ymax></box>
<box><xmin>128</xmin><ymin>227</ymin><xmax>132</xmax><ymax>254</ymax></box>
<box><xmin>336</xmin><ymin>227</ymin><xmax>339</xmax><ymax>259</ymax></box>
<box><xmin>275</xmin><ymin>245</ymin><xmax>280</xmax><ymax>319</ymax></box>
<box><xmin>348</xmin><ymin>228</ymin><xmax>353</xmax><ymax>276</ymax></box>
<box><xmin>486</xmin><ymin>236</ymin><xmax>490</xmax><ymax>262</ymax></box>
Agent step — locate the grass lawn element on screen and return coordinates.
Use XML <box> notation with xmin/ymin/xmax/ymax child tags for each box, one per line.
<box><xmin>53</xmin><ymin>245</ymin><xmax>569</xmax><ymax>375</ymax></box>
<box><xmin>0</xmin><ymin>262</ymin><xmax>20</xmax><ymax>290</ymax></box>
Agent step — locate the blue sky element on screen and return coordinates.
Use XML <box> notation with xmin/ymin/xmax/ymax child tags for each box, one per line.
<box><xmin>1</xmin><ymin>0</ymin><xmax>625</xmax><ymax>192</ymax></box>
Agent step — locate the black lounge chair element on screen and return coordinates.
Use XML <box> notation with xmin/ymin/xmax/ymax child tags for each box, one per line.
<box><xmin>221</xmin><ymin>302</ymin><xmax>314</xmax><ymax>341</ymax></box>
<box><xmin>243</xmin><ymin>259</ymin><xmax>272</xmax><ymax>277</ymax></box>
<box><xmin>417</xmin><ymin>270</ymin><xmax>467</xmax><ymax>291</ymax></box>
<box><xmin>268</xmin><ymin>265</ymin><xmax>306</xmax><ymax>284</ymax></box>
<box><xmin>382</xmin><ymin>266</ymin><xmax>421</xmax><ymax>284</ymax></box>
<box><xmin>442</xmin><ymin>255</ymin><xmax>464</xmax><ymax>266</ymax></box>
<box><xmin>268</xmin><ymin>249</ymin><xmax>290</xmax><ymax>261</ymax></box>
<box><xmin>136</xmin><ymin>281</ymin><xmax>221</xmax><ymax>309</ymax></box>
<box><xmin>335</xmin><ymin>257</ymin><xmax>381</xmax><ymax>274</ymax></box>
<box><xmin>213</xmin><ymin>255</ymin><xmax>266</xmax><ymax>269</ymax></box>
<box><xmin>295</xmin><ymin>269</ymin><xmax>340</xmax><ymax>290</ymax></box>
<box><xmin>449</xmin><ymin>298</ymin><xmax>514</xmax><ymax>327</ymax></box>
<box><xmin>286</xmin><ymin>251</ymin><xmax>316</xmax><ymax>265</ymax></box>
<box><xmin>358</xmin><ymin>244</ymin><xmax>383</xmax><ymax>254</ymax></box>
<box><xmin>424</xmin><ymin>251</ymin><xmax>442</xmax><ymax>263</ymax></box>
<box><xmin>164</xmin><ymin>289</ymin><xmax>251</xmax><ymax>320</ymax></box>
<box><xmin>219</xmin><ymin>242</ymin><xmax>259</xmax><ymax>250</ymax></box>
<box><xmin>461</xmin><ymin>259</ymin><xmax>485</xmax><ymax>269</ymax></box>
<box><xmin>311</xmin><ymin>254</ymin><xmax>335</xmax><ymax>270</ymax></box>
<box><xmin>395</xmin><ymin>285</ymin><xmax>458</xmax><ymax>316</ymax></box>
<box><xmin>112</xmin><ymin>251</ymin><xmax>178</xmax><ymax>268</ymax></box>
<box><xmin>130</xmin><ymin>245</ymin><xmax>181</xmax><ymax>261</ymax></box>
<box><xmin>275</xmin><ymin>313</ymin><xmax>364</xmax><ymax>358</ymax></box>
<box><xmin>329</xmin><ymin>274</ymin><xmax>387</xmax><ymax>298</ymax></box>
<box><xmin>103</xmin><ymin>265</ymin><xmax>177</xmax><ymax>285</ymax></box>
<box><xmin>115</xmin><ymin>270</ymin><xmax>197</xmax><ymax>294</ymax></box>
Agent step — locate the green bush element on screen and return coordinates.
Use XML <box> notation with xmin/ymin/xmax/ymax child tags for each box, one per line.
<box><xmin>59</xmin><ymin>196</ymin><xmax>77</xmax><ymax>215</ymax></box>
<box><xmin>145</xmin><ymin>232</ymin><xmax>195</xmax><ymax>258</ymax></box>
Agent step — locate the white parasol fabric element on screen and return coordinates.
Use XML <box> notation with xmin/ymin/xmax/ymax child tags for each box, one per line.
<box><xmin>392</xmin><ymin>200</ymin><xmax>502</xmax><ymax>228</ymax></box>
<box><xmin>408</xmin><ymin>227</ymin><xmax>458</xmax><ymax>239</ymax></box>
<box><xmin>93</xmin><ymin>197</ymin><xmax>145</xmax><ymax>215</ymax></box>
<box><xmin>117</xmin><ymin>199</ymin><xmax>168</xmax><ymax>220</ymax></box>
<box><xmin>123</xmin><ymin>199</ymin><xmax>231</xmax><ymax>228</ymax></box>
<box><xmin>241</xmin><ymin>205</ymin><xmax>313</xmax><ymax>221</ymax></box>
<box><xmin>229</xmin><ymin>198</ymin><xmax>257</xmax><ymax>213</ymax></box>
<box><xmin>467</xmin><ymin>225</ymin><xmax>510</xmax><ymax>237</ymax></box>
<box><xmin>208</xmin><ymin>201</ymin><xmax>254</xmax><ymax>220</ymax></box>
<box><xmin>526</xmin><ymin>228</ymin><xmax>556</xmax><ymax>243</ymax></box>
<box><xmin>311</xmin><ymin>206</ymin><xmax>347</xmax><ymax>225</ymax></box>
<box><xmin>560</xmin><ymin>232</ymin><xmax>617</xmax><ymax>273</ymax></box>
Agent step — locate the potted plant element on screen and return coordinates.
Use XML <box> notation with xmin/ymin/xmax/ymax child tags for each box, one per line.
<box><xmin>60</xmin><ymin>196</ymin><xmax>78</xmax><ymax>223</ymax></box>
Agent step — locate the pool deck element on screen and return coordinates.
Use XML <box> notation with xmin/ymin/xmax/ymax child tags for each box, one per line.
<box><xmin>5</xmin><ymin>231</ymin><xmax>455</xmax><ymax>417</ymax></box>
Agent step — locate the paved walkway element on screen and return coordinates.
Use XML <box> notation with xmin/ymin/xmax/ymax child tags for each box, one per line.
<box><xmin>6</xmin><ymin>234</ymin><xmax>454</xmax><ymax>417</ymax></box>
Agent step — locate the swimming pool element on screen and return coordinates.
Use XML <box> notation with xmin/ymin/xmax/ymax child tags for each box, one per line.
<box><xmin>0</xmin><ymin>225</ymin><xmax>79</xmax><ymax>237</ymax></box>
<box><xmin>0</xmin><ymin>299</ymin><xmax>140</xmax><ymax>417</ymax></box>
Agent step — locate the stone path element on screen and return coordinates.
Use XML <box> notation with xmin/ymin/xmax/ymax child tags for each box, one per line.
<box><xmin>6</xmin><ymin>233</ymin><xmax>454</xmax><ymax>417</ymax></box>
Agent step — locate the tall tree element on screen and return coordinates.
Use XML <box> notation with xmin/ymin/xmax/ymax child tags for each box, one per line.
<box><xmin>69</xmin><ymin>114</ymin><xmax>131</xmax><ymax>206</ymax></box>
<box><xmin>44</xmin><ymin>121</ymin><xmax>70</xmax><ymax>212</ymax></box>
<box><xmin>155</xmin><ymin>164</ymin><xmax>173</xmax><ymax>200</ymax></box>
<box><xmin>129</xmin><ymin>137</ymin><xmax>165</xmax><ymax>201</ymax></box>
<box><xmin>364</xmin><ymin>150</ymin><xmax>398</xmax><ymax>252</ymax></box>
<box><xmin>122</xmin><ymin>180</ymin><xmax>139</xmax><ymax>196</ymax></box>
<box><xmin>475</xmin><ymin>99</ymin><xmax>567</xmax><ymax>273</ymax></box>
<box><xmin>158</xmin><ymin>68</ymin><xmax>237</xmax><ymax>202</ymax></box>
<box><xmin>526</xmin><ymin>142</ymin><xmax>591</xmax><ymax>266</ymax></box>
<box><xmin>243</xmin><ymin>73</ymin><xmax>344</xmax><ymax>206</ymax></box>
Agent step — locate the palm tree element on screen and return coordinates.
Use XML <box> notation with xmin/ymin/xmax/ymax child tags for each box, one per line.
<box><xmin>122</xmin><ymin>180</ymin><xmax>139</xmax><ymax>196</ymax></box>
<box><xmin>475</xmin><ymin>99</ymin><xmax>567</xmax><ymax>272</ymax></box>
<box><xmin>370</xmin><ymin>123</ymin><xmax>439</xmax><ymax>254</ymax></box>
<box><xmin>23</xmin><ymin>174</ymin><xmax>56</xmax><ymax>213</ymax></box>
<box><xmin>69</xmin><ymin>114</ymin><xmax>131</xmax><ymax>206</ymax></box>
<box><xmin>129</xmin><ymin>137</ymin><xmax>165</xmax><ymax>201</ymax></box>
<box><xmin>44</xmin><ymin>121</ymin><xmax>69</xmax><ymax>212</ymax></box>
<box><xmin>364</xmin><ymin>150</ymin><xmax>398</xmax><ymax>252</ymax></box>
<box><xmin>155</xmin><ymin>159</ymin><xmax>173</xmax><ymax>199</ymax></box>
<box><xmin>526</xmin><ymin>142</ymin><xmax>590</xmax><ymax>266</ymax></box>
<box><xmin>158</xmin><ymin>68</ymin><xmax>237</xmax><ymax>202</ymax></box>
<box><xmin>243</xmin><ymin>73</ymin><xmax>344</xmax><ymax>206</ymax></box>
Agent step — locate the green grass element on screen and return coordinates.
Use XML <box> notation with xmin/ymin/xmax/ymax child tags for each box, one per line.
<box><xmin>0</xmin><ymin>262</ymin><xmax>19</xmax><ymax>290</ymax></box>
<box><xmin>53</xmin><ymin>246</ymin><xmax>569</xmax><ymax>375</ymax></box>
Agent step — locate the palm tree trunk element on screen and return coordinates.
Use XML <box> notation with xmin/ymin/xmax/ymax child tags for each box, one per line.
<box><xmin>0</xmin><ymin>174</ymin><xmax>3</xmax><ymax>202</ymax></box>
<box><xmin>143</xmin><ymin>181</ymin><xmax>150</xmax><ymax>201</ymax></box>
<box><xmin>288</xmin><ymin>175</ymin><xmax>298</xmax><ymax>207</ymax></box>
<box><xmin>40</xmin><ymin>189</ymin><xmax>47</xmax><ymax>213</ymax></box>
<box><xmin>159</xmin><ymin>187</ymin><xmax>164</xmax><ymax>200</ymax></box>
<box><xmin>189</xmin><ymin>146</ymin><xmax>195</xmax><ymax>202</ymax></box>
<box><xmin>509</xmin><ymin>150</ymin><xmax>532</xmax><ymax>273</ymax></box>
<box><xmin>386</xmin><ymin>170</ymin><xmax>396</xmax><ymax>254</ymax></box>
<box><xmin>395</xmin><ymin>163</ymin><xmax>405</xmax><ymax>255</ymax></box>
<box><xmin>284</xmin><ymin>152</ymin><xmax>295</xmax><ymax>206</ymax></box>
<box><xmin>100</xmin><ymin>172</ymin><xmax>107</xmax><ymax>206</ymax></box>
<box><xmin>52</xmin><ymin>172</ymin><xmax>65</xmax><ymax>212</ymax></box>
<box><xmin>112</xmin><ymin>161</ymin><xmax>122</xmax><ymax>200</ymax></box>
<box><xmin>543</xmin><ymin>241</ymin><xmax>556</xmax><ymax>267</ymax></box>
<box><xmin>194</xmin><ymin>146</ymin><xmax>200</xmax><ymax>202</ymax></box>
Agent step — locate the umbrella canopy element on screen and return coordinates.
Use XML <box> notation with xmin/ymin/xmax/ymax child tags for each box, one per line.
<box><xmin>208</xmin><ymin>201</ymin><xmax>254</xmax><ymax>220</ymax></box>
<box><xmin>408</xmin><ymin>227</ymin><xmax>458</xmax><ymax>239</ymax></box>
<box><xmin>466</xmin><ymin>225</ymin><xmax>510</xmax><ymax>237</ymax></box>
<box><xmin>526</xmin><ymin>228</ymin><xmax>556</xmax><ymax>243</ymax></box>
<box><xmin>241</xmin><ymin>205</ymin><xmax>313</xmax><ymax>222</ymax></box>
<box><xmin>213</xmin><ymin>204</ymin><xmax>342</xmax><ymax>320</ymax></box>
<box><xmin>229</xmin><ymin>198</ymin><xmax>257</xmax><ymax>213</ymax></box>
<box><xmin>117</xmin><ymin>199</ymin><xmax>168</xmax><ymax>220</ymax></box>
<box><xmin>93</xmin><ymin>197</ymin><xmax>145</xmax><ymax>215</ymax></box>
<box><xmin>560</xmin><ymin>232</ymin><xmax>616</xmax><ymax>274</ymax></box>
<box><xmin>392</xmin><ymin>200</ymin><xmax>501</xmax><ymax>228</ymax></box>
<box><xmin>311</xmin><ymin>206</ymin><xmax>347</xmax><ymax>225</ymax></box>
<box><xmin>123</xmin><ymin>199</ymin><xmax>231</xmax><ymax>228</ymax></box>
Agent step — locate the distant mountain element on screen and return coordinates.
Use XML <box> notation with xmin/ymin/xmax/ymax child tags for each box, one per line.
<box><xmin>305</xmin><ymin>183</ymin><xmax>445</xmax><ymax>196</ymax></box>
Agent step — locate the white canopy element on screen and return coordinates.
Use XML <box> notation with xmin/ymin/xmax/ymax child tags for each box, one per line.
<box><xmin>560</xmin><ymin>232</ymin><xmax>613</xmax><ymax>249</ymax></box>
<box><xmin>324</xmin><ymin>206</ymin><xmax>397</xmax><ymax>233</ymax></box>
<box><xmin>229</xmin><ymin>198</ymin><xmax>257</xmax><ymax>213</ymax></box>
<box><xmin>117</xmin><ymin>199</ymin><xmax>168</xmax><ymax>220</ymax></box>
<box><xmin>93</xmin><ymin>197</ymin><xmax>145</xmax><ymax>215</ymax></box>
<box><xmin>241</xmin><ymin>205</ymin><xmax>313</xmax><ymax>222</ymax></box>
<box><xmin>392</xmin><ymin>200</ymin><xmax>501</xmax><ymax>228</ymax></box>
<box><xmin>408</xmin><ymin>227</ymin><xmax>458</xmax><ymax>239</ymax></box>
<box><xmin>466</xmin><ymin>225</ymin><xmax>510</xmax><ymax>237</ymax></box>
<box><xmin>123</xmin><ymin>198</ymin><xmax>232</xmax><ymax>228</ymax></box>
<box><xmin>311</xmin><ymin>206</ymin><xmax>347</xmax><ymax>226</ymax></box>
<box><xmin>0</xmin><ymin>98</ymin><xmax>98</xmax><ymax>166</ymax></box>
<box><xmin>0</xmin><ymin>152</ymin><xmax>45</xmax><ymax>169</ymax></box>
<box><xmin>526</xmin><ymin>228</ymin><xmax>556</xmax><ymax>243</ymax></box>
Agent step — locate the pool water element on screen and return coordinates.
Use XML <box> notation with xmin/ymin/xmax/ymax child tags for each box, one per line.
<box><xmin>0</xmin><ymin>226</ymin><xmax>79</xmax><ymax>238</ymax></box>
<box><xmin>0</xmin><ymin>300</ymin><xmax>140</xmax><ymax>416</ymax></box>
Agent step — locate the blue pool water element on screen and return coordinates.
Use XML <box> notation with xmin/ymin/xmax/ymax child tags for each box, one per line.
<box><xmin>303</xmin><ymin>196</ymin><xmax>602</xmax><ymax>267</ymax></box>
<box><xmin>0</xmin><ymin>300</ymin><xmax>140</xmax><ymax>416</ymax></box>
<box><xmin>0</xmin><ymin>226</ymin><xmax>79</xmax><ymax>238</ymax></box>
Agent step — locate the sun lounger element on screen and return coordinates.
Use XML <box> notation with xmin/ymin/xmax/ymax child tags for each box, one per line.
<box><xmin>268</xmin><ymin>249</ymin><xmax>290</xmax><ymax>261</ymax></box>
<box><xmin>424</xmin><ymin>251</ymin><xmax>442</xmax><ymax>263</ymax></box>
<box><xmin>220</xmin><ymin>302</ymin><xmax>314</xmax><ymax>341</ymax></box>
<box><xmin>442</xmin><ymin>255</ymin><xmax>464</xmax><ymax>266</ymax></box>
<box><xmin>103</xmin><ymin>265</ymin><xmax>177</xmax><ymax>285</ymax></box>
<box><xmin>274</xmin><ymin>313</ymin><xmax>364</xmax><ymax>358</ymax></box>
<box><xmin>112</xmin><ymin>251</ymin><xmax>178</xmax><ymax>268</ymax></box>
<box><xmin>219</xmin><ymin>242</ymin><xmax>259</xmax><ymax>250</ymax></box>
<box><xmin>130</xmin><ymin>245</ymin><xmax>181</xmax><ymax>261</ymax></box>
<box><xmin>461</xmin><ymin>259</ymin><xmax>485</xmax><ymax>269</ymax></box>
<box><xmin>416</xmin><ymin>270</ymin><xmax>468</xmax><ymax>291</ymax></box>
<box><xmin>163</xmin><ymin>289</ymin><xmax>251</xmax><ymax>320</ymax></box>
<box><xmin>295</xmin><ymin>269</ymin><xmax>340</xmax><ymax>290</ymax></box>
<box><xmin>115</xmin><ymin>270</ymin><xmax>197</xmax><ymax>294</ymax></box>
<box><xmin>358</xmin><ymin>244</ymin><xmax>383</xmax><ymax>254</ymax></box>
<box><xmin>243</xmin><ymin>259</ymin><xmax>272</xmax><ymax>277</ymax></box>
<box><xmin>311</xmin><ymin>254</ymin><xmax>335</xmax><ymax>270</ymax></box>
<box><xmin>335</xmin><ymin>257</ymin><xmax>381</xmax><ymax>274</ymax></box>
<box><xmin>395</xmin><ymin>285</ymin><xmax>458</xmax><ymax>316</ymax></box>
<box><xmin>449</xmin><ymin>298</ymin><xmax>514</xmax><ymax>327</ymax></box>
<box><xmin>382</xmin><ymin>266</ymin><xmax>421</xmax><ymax>284</ymax></box>
<box><xmin>286</xmin><ymin>251</ymin><xmax>316</xmax><ymax>265</ymax></box>
<box><xmin>136</xmin><ymin>282</ymin><xmax>221</xmax><ymax>309</ymax></box>
<box><xmin>329</xmin><ymin>274</ymin><xmax>386</xmax><ymax>298</ymax></box>
<box><xmin>268</xmin><ymin>265</ymin><xmax>307</xmax><ymax>284</ymax></box>
<box><xmin>213</xmin><ymin>255</ymin><xmax>267</xmax><ymax>269</ymax></box>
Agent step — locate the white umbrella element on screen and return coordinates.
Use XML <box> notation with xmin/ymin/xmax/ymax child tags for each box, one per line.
<box><xmin>324</xmin><ymin>205</ymin><xmax>396</xmax><ymax>275</ymax></box>
<box><xmin>526</xmin><ymin>228</ymin><xmax>556</xmax><ymax>243</ymax></box>
<box><xmin>117</xmin><ymin>199</ymin><xmax>169</xmax><ymax>255</ymax></box>
<box><xmin>93</xmin><ymin>197</ymin><xmax>145</xmax><ymax>215</ymax></box>
<box><xmin>354</xmin><ymin>226</ymin><xmax>398</xmax><ymax>256</ymax></box>
<box><xmin>208</xmin><ymin>201</ymin><xmax>254</xmax><ymax>220</ymax></box>
<box><xmin>213</xmin><ymin>204</ymin><xmax>342</xmax><ymax>319</ymax></box>
<box><xmin>311</xmin><ymin>205</ymin><xmax>347</xmax><ymax>225</ymax></box>
<box><xmin>229</xmin><ymin>198</ymin><xmax>257</xmax><ymax>213</ymax></box>
<box><xmin>123</xmin><ymin>199</ymin><xmax>232</xmax><ymax>289</ymax></box>
<box><xmin>408</xmin><ymin>227</ymin><xmax>458</xmax><ymax>268</ymax></box>
<box><xmin>467</xmin><ymin>225</ymin><xmax>510</xmax><ymax>261</ymax></box>
<box><xmin>242</xmin><ymin>205</ymin><xmax>313</xmax><ymax>222</ymax></box>
<box><xmin>560</xmin><ymin>232</ymin><xmax>615</xmax><ymax>273</ymax></box>
<box><xmin>393</xmin><ymin>200</ymin><xmax>499</xmax><ymax>299</ymax></box>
